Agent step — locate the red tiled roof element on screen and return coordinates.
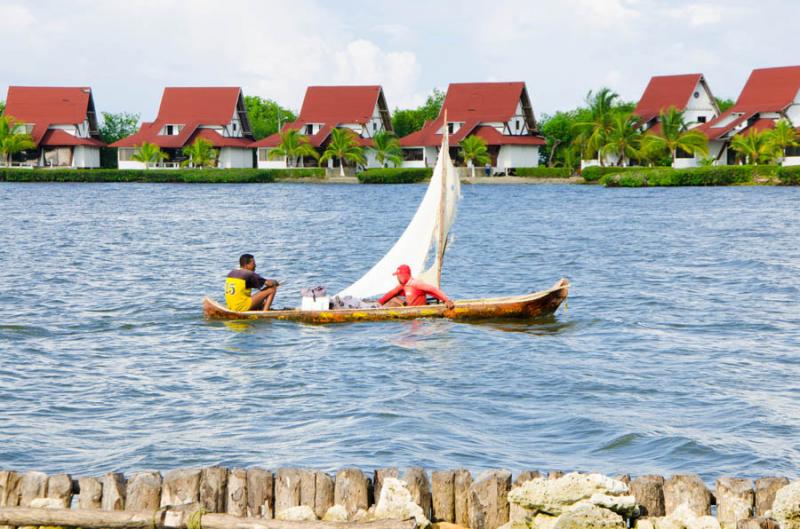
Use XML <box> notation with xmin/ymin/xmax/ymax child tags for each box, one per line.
<box><xmin>192</xmin><ymin>128</ymin><xmax>253</xmax><ymax>148</ymax></box>
<box><xmin>40</xmin><ymin>129</ymin><xmax>105</xmax><ymax>147</ymax></box>
<box><xmin>298</xmin><ymin>85</ymin><xmax>382</xmax><ymax>124</ymax></box>
<box><xmin>696</xmin><ymin>110</ymin><xmax>756</xmax><ymax>140</ymax></box>
<box><xmin>472</xmin><ymin>126</ymin><xmax>546</xmax><ymax>146</ymax></box>
<box><xmin>743</xmin><ymin>118</ymin><xmax>776</xmax><ymax>135</ymax></box>
<box><xmin>252</xmin><ymin>121</ymin><xmax>337</xmax><ymax>148</ymax></box>
<box><xmin>634</xmin><ymin>74</ymin><xmax>703</xmax><ymax>122</ymax></box>
<box><xmin>3</xmin><ymin>86</ymin><xmax>101</xmax><ymax>147</ymax></box>
<box><xmin>734</xmin><ymin>65</ymin><xmax>800</xmax><ymax>112</ymax></box>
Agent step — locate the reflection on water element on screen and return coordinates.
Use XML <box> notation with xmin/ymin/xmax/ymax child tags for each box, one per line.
<box><xmin>0</xmin><ymin>183</ymin><xmax>799</xmax><ymax>480</ymax></box>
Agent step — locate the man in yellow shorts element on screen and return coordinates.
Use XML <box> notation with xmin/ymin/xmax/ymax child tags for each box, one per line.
<box><xmin>225</xmin><ymin>254</ymin><xmax>279</xmax><ymax>311</ymax></box>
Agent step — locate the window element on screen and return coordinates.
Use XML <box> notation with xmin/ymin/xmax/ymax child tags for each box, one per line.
<box><xmin>232</xmin><ymin>122</ymin><xmax>237</xmax><ymax>132</ymax></box>
<box><xmin>697</xmin><ymin>116</ymin><xmax>707</xmax><ymax>123</ymax></box>
<box><xmin>166</xmin><ymin>125</ymin><xmax>174</xmax><ymax>135</ymax></box>
<box><xmin>118</xmin><ymin>148</ymin><xmax>136</xmax><ymax>161</ymax></box>
<box><xmin>676</xmin><ymin>148</ymin><xmax>694</xmax><ymax>159</ymax></box>
<box><xmin>373</xmin><ymin>122</ymin><xmax>377</xmax><ymax>132</ymax></box>
<box><xmin>515</xmin><ymin>120</ymin><xmax>521</xmax><ymax>132</ymax></box>
<box><xmin>693</xmin><ymin>91</ymin><xmax>700</xmax><ymax>99</ymax></box>
<box><xmin>305</xmin><ymin>124</ymin><xmax>314</xmax><ymax>135</ymax></box>
<box><xmin>403</xmin><ymin>148</ymin><xmax>423</xmax><ymax>161</ymax></box>
<box><xmin>448</xmin><ymin>123</ymin><xmax>454</xmax><ymax>134</ymax></box>
<box><xmin>786</xmin><ymin>145</ymin><xmax>800</xmax><ymax>157</ymax></box>
<box><xmin>258</xmin><ymin>149</ymin><xmax>271</xmax><ymax>161</ymax></box>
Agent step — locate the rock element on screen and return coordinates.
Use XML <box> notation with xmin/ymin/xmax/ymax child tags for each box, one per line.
<box><xmin>553</xmin><ymin>503</ymin><xmax>625</xmax><ymax>529</ymax></box>
<box><xmin>374</xmin><ymin>477</ymin><xmax>430</xmax><ymax>528</ymax></box>
<box><xmin>716</xmin><ymin>478</ymin><xmax>754</xmax><ymax>529</ymax></box>
<box><xmin>78</xmin><ymin>477</ymin><xmax>103</xmax><ymax>509</ymax></box>
<box><xmin>46</xmin><ymin>474</ymin><xmax>73</xmax><ymax>508</ymax></box>
<box><xmin>510</xmin><ymin>472</ymin><xmax>541</xmax><ymax>524</ymax></box>
<box><xmin>18</xmin><ymin>471</ymin><xmax>48</xmax><ymax>507</ymax></box>
<box><xmin>589</xmin><ymin>493</ymin><xmax>639</xmax><ymax>517</ymax></box>
<box><xmin>631</xmin><ymin>475</ymin><xmax>666</xmax><ymax>518</ymax></box>
<box><xmin>276</xmin><ymin>505</ymin><xmax>318</xmax><ymax>521</ymax></box>
<box><xmin>549</xmin><ymin>472</ymin><xmax>564</xmax><ymax>481</ymax></box>
<box><xmin>405</xmin><ymin>468</ymin><xmax>432</xmax><ymax>519</ymax></box>
<box><xmin>468</xmin><ymin>470</ymin><xmax>512</xmax><ymax>529</ymax></box>
<box><xmin>531</xmin><ymin>513</ymin><xmax>559</xmax><ymax>529</ymax></box>
<box><xmin>432</xmin><ymin>470</ymin><xmax>456</xmax><ymax>523</ymax></box>
<box><xmin>334</xmin><ymin>468</ymin><xmax>369</xmax><ymax>518</ymax></box>
<box><xmin>434</xmin><ymin>523</ymin><xmax>473</xmax><ymax>529</ymax></box>
<box><xmin>736</xmin><ymin>518</ymin><xmax>780</xmax><ymax>529</ymax></box>
<box><xmin>615</xmin><ymin>475</ymin><xmax>632</xmax><ymax>486</ymax></box>
<box><xmin>772</xmin><ymin>480</ymin><xmax>800</xmax><ymax>529</ymax></box>
<box><xmin>508</xmin><ymin>472</ymin><xmax>629</xmax><ymax>516</ymax></box>
<box><xmin>634</xmin><ymin>520</ymin><xmax>656</xmax><ymax>529</ymax></box>
<box><xmin>652</xmin><ymin>518</ymin><xmax>682</xmax><ymax>529</ymax></box>
<box><xmin>454</xmin><ymin>469</ymin><xmax>472</xmax><ymax>527</ymax></box>
<box><xmin>670</xmin><ymin>503</ymin><xmax>720</xmax><ymax>529</ymax></box>
<box><xmin>102</xmin><ymin>472</ymin><xmax>126</xmax><ymax>511</ymax></box>
<box><xmin>314</xmin><ymin>472</ymin><xmax>335</xmax><ymax>519</ymax></box>
<box><xmin>353</xmin><ymin>508</ymin><xmax>371</xmax><ymax>522</ymax></box>
<box><xmin>663</xmin><ymin>475</ymin><xmax>711</xmax><ymax>517</ymax></box>
<box><xmin>161</xmin><ymin>468</ymin><xmax>201</xmax><ymax>506</ymax></box>
<box><xmin>275</xmin><ymin>468</ymin><xmax>302</xmax><ymax>514</ymax></box>
<box><xmin>754</xmin><ymin>478</ymin><xmax>789</xmax><ymax>517</ymax></box>
<box><xmin>29</xmin><ymin>498</ymin><xmax>65</xmax><ymax>509</ymax></box>
<box><xmin>226</xmin><ymin>468</ymin><xmax>247</xmax><ymax>516</ymax></box>
<box><xmin>199</xmin><ymin>467</ymin><xmax>228</xmax><ymax>513</ymax></box>
<box><xmin>374</xmin><ymin>468</ymin><xmax>400</xmax><ymax>505</ymax></box>
<box><xmin>126</xmin><ymin>472</ymin><xmax>162</xmax><ymax>511</ymax></box>
<box><xmin>246</xmin><ymin>467</ymin><xmax>273</xmax><ymax>518</ymax></box>
<box><xmin>323</xmin><ymin>504</ymin><xmax>349</xmax><ymax>522</ymax></box>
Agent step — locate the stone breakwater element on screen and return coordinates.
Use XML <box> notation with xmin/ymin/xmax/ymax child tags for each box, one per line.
<box><xmin>1</xmin><ymin>468</ymin><xmax>799</xmax><ymax>529</ymax></box>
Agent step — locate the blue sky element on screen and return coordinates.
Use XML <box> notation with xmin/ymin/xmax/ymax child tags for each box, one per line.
<box><xmin>1</xmin><ymin>0</ymin><xmax>798</xmax><ymax>121</ymax></box>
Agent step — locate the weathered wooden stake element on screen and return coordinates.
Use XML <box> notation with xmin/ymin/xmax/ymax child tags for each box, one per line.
<box><xmin>431</xmin><ymin>470</ymin><xmax>455</xmax><ymax>523</ymax></box>
<box><xmin>373</xmin><ymin>469</ymin><xmax>398</xmax><ymax>505</ymax></box>
<box><xmin>102</xmin><ymin>472</ymin><xmax>126</xmax><ymax>511</ymax></box>
<box><xmin>630</xmin><ymin>475</ymin><xmax>665</xmax><ymax>518</ymax></box>
<box><xmin>275</xmin><ymin>468</ymin><xmax>302</xmax><ymax>515</ymax></box>
<box><xmin>246</xmin><ymin>468</ymin><xmax>273</xmax><ymax>519</ymax></box>
<box><xmin>663</xmin><ymin>474</ymin><xmax>711</xmax><ymax>516</ymax></box>
<box><xmin>47</xmin><ymin>474</ymin><xmax>73</xmax><ymax>508</ymax></box>
<box><xmin>468</xmin><ymin>470</ymin><xmax>511</xmax><ymax>529</ymax></box>
<box><xmin>754</xmin><ymin>477</ymin><xmax>789</xmax><ymax>517</ymax></box>
<box><xmin>226</xmin><ymin>469</ymin><xmax>247</xmax><ymax>517</ymax></box>
<box><xmin>125</xmin><ymin>472</ymin><xmax>161</xmax><ymax>511</ymax></box>
<box><xmin>200</xmin><ymin>467</ymin><xmax>228</xmax><ymax>513</ymax></box>
<box><xmin>453</xmin><ymin>469</ymin><xmax>472</xmax><ymax>528</ymax></box>
<box><xmin>402</xmin><ymin>468</ymin><xmax>431</xmax><ymax>519</ymax></box>
<box><xmin>716</xmin><ymin>478</ymin><xmax>754</xmax><ymax>529</ymax></box>
<box><xmin>78</xmin><ymin>476</ymin><xmax>103</xmax><ymax>509</ymax></box>
<box><xmin>334</xmin><ymin>468</ymin><xmax>368</xmax><ymax>518</ymax></box>
<box><xmin>314</xmin><ymin>472</ymin><xmax>334</xmax><ymax>520</ymax></box>
<box><xmin>161</xmin><ymin>469</ymin><xmax>201</xmax><ymax>507</ymax></box>
<box><xmin>18</xmin><ymin>471</ymin><xmax>47</xmax><ymax>508</ymax></box>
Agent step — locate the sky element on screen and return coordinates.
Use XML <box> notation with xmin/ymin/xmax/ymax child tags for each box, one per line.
<box><xmin>1</xmin><ymin>0</ymin><xmax>799</xmax><ymax>122</ymax></box>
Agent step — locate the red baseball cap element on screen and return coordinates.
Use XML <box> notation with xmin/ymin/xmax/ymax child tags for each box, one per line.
<box><xmin>393</xmin><ymin>264</ymin><xmax>411</xmax><ymax>276</ymax></box>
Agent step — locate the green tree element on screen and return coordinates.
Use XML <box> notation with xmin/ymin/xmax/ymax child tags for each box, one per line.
<box><xmin>268</xmin><ymin>128</ymin><xmax>319</xmax><ymax>167</ymax></box>
<box><xmin>637</xmin><ymin>139</ymin><xmax>671</xmax><ymax>167</ymax></box>
<box><xmin>765</xmin><ymin>119</ymin><xmax>799</xmax><ymax>162</ymax></box>
<box><xmin>0</xmin><ymin>100</ymin><xmax>5</xmax><ymax>115</ymax></box>
<box><xmin>715</xmin><ymin>97</ymin><xmax>736</xmax><ymax>113</ymax></box>
<box><xmin>0</xmin><ymin>115</ymin><xmax>36</xmax><ymax>166</ymax></box>
<box><xmin>729</xmin><ymin>130</ymin><xmax>775</xmax><ymax>165</ymax></box>
<box><xmin>131</xmin><ymin>141</ymin><xmax>168</xmax><ymax>169</ymax></box>
<box><xmin>539</xmin><ymin>110</ymin><xmax>581</xmax><ymax>167</ymax></box>
<box><xmin>245</xmin><ymin>96</ymin><xmax>296</xmax><ymax>140</ymax></box>
<box><xmin>181</xmin><ymin>138</ymin><xmax>218</xmax><ymax>168</ymax></box>
<box><xmin>99</xmin><ymin>112</ymin><xmax>140</xmax><ymax>168</ymax></box>
<box><xmin>640</xmin><ymin>107</ymin><xmax>709</xmax><ymax>164</ymax></box>
<box><xmin>392</xmin><ymin>88</ymin><xmax>445</xmax><ymax>137</ymax></box>
<box><xmin>319</xmin><ymin>128</ymin><xmax>366</xmax><ymax>176</ymax></box>
<box><xmin>371</xmin><ymin>131</ymin><xmax>403</xmax><ymax>167</ymax></box>
<box><xmin>573</xmin><ymin>87</ymin><xmax>620</xmax><ymax>165</ymax></box>
<box><xmin>599</xmin><ymin>112</ymin><xmax>641</xmax><ymax>166</ymax></box>
<box><xmin>459</xmin><ymin>135</ymin><xmax>490</xmax><ymax>177</ymax></box>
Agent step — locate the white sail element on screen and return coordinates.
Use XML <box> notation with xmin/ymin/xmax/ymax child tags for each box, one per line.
<box><xmin>336</xmin><ymin>134</ymin><xmax>460</xmax><ymax>300</ymax></box>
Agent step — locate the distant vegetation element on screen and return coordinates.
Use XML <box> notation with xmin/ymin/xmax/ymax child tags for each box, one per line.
<box><xmin>391</xmin><ymin>88</ymin><xmax>444</xmax><ymax>138</ymax></box>
<box><xmin>268</xmin><ymin>128</ymin><xmax>319</xmax><ymax>167</ymax></box>
<box><xmin>358</xmin><ymin>167</ymin><xmax>432</xmax><ymax>184</ymax></box>
<box><xmin>371</xmin><ymin>131</ymin><xmax>402</xmax><ymax>168</ymax></box>
<box><xmin>245</xmin><ymin>96</ymin><xmax>296</xmax><ymax>140</ymax></box>
<box><xmin>0</xmin><ymin>100</ymin><xmax>5</xmax><ymax>115</ymax></box>
<box><xmin>715</xmin><ymin>97</ymin><xmax>735</xmax><ymax>113</ymax></box>
<box><xmin>319</xmin><ymin>128</ymin><xmax>366</xmax><ymax>176</ymax></box>
<box><xmin>99</xmin><ymin>112</ymin><xmax>140</xmax><ymax>168</ymax></box>
<box><xmin>0</xmin><ymin>115</ymin><xmax>36</xmax><ymax>166</ymax></box>
<box><xmin>599</xmin><ymin>165</ymin><xmax>782</xmax><ymax>187</ymax></box>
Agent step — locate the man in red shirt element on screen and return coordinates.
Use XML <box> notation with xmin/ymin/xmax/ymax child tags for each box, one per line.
<box><xmin>378</xmin><ymin>264</ymin><xmax>455</xmax><ymax>309</ymax></box>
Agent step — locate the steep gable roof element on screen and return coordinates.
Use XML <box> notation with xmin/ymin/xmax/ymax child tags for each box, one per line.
<box><xmin>3</xmin><ymin>86</ymin><xmax>101</xmax><ymax>146</ymax></box>
<box><xmin>634</xmin><ymin>74</ymin><xmax>704</xmax><ymax>122</ymax></box>
<box><xmin>734</xmin><ymin>65</ymin><xmax>800</xmax><ymax>112</ymax></box>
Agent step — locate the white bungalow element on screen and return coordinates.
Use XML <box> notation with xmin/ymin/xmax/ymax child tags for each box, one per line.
<box><xmin>112</xmin><ymin>87</ymin><xmax>254</xmax><ymax>169</ymax></box>
<box><xmin>3</xmin><ymin>86</ymin><xmax>105</xmax><ymax>167</ymax></box>
<box><xmin>399</xmin><ymin>82</ymin><xmax>545</xmax><ymax>173</ymax></box>
<box><xmin>253</xmin><ymin>85</ymin><xmax>393</xmax><ymax>169</ymax></box>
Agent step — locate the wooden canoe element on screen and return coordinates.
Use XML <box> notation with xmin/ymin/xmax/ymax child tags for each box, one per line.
<box><xmin>203</xmin><ymin>278</ymin><xmax>569</xmax><ymax>324</ymax></box>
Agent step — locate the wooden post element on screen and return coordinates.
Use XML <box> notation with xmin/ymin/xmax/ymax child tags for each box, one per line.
<box><xmin>509</xmin><ymin>471</ymin><xmax>540</xmax><ymax>523</ymax></box>
<box><xmin>716</xmin><ymin>478</ymin><xmax>754</xmax><ymax>529</ymax></box>
<box><xmin>102</xmin><ymin>472</ymin><xmax>126</xmax><ymax>511</ymax></box>
<box><xmin>246</xmin><ymin>468</ymin><xmax>273</xmax><ymax>519</ymax></box>
<box><xmin>200</xmin><ymin>467</ymin><xmax>228</xmax><ymax>513</ymax></box>
<box><xmin>468</xmin><ymin>470</ymin><xmax>511</xmax><ymax>529</ymax></box>
<box><xmin>46</xmin><ymin>474</ymin><xmax>73</xmax><ymax>508</ymax></box>
<box><xmin>314</xmin><ymin>473</ymin><xmax>334</xmax><ymax>520</ymax></box>
<box><xmin>334</xmin><ymin>468</ymin><xmax>368</xmax><ymax>519</ymax></box>
<box><xmin>663</xmin><ymin>474</ymin><xmax>711</xmax><ymax>517</ymax></box>
<box><xmin>78</xmin><ymin>477</ymin><xmax>103</xmax><ymax>509</ymax></box>
<box><xmin>402</xmin><ymin>468</ymin><xmax>431</xmax><ymax>519</ymax></box>
<box><xmin>18</xmin><ymin>472</ymin><xmax>47</xmax><ymax>508</ymax></box>
<box><xmin>226</xmin><ymin>469</ymin><xmax>247</xmax><ymax>517</ymax></box>
<box><xmin>161</xmin><ymin>469</ymin><xmax>201</xmax><ymax>507</ymax></box>
<box><xmin>453</xmin><ymin>469</ymin><xmax>472</xmax><ymax>528</ymax></box>
<box><xmin>0</xmin><ymin>471</ymin><xmax>21</xmax><ymax>529</ymax></box>
<box><xmin>629</xmin><ymin>475</ymin><xmax>665</xmax><ymax>518</ymax></box>
<box><xmin>275</xmin><ymin>468</ymin><xmax>302</xmax><ymax>516</ymax></box>
<box><xmin>125</xmin><ymin>472</ymin><xmax>161</xmax><ymax>511</ymax></box>
<box><xmin>373</xmin><ymin>469</ymin><xmax>398</xmax><ymax>505</ymax></box>
<box><xmin>431</xmin><ymin>470</ymin><xmax>455</xmax><ymax>523</ymax></box>
<box><xmin>754</xmin><ymin>477</ymin><xmax>789</xmax><ymax>517</ymax></box>
<box><xmin>299</xmin><ymin>471</ymin><xmax>317</xmax><ymax>512</ymax></box>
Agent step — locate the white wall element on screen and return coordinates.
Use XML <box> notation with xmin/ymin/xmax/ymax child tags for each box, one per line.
<box><xmin>684</xmin><ymin>80</ymin><xmax>718</xmax><ymax>128</ymax></box>
<box><xmin>782</xmin><ymin>156</ymin><xmax>800</xmax><ymax>166</ymax></box>
<box><xmin>708</xmin><ymin>140</ymin><xmax>727</xmax><ymax>165</ymax></box>
<box><xmin>119</xmin><ymin>160</ymin><xmax>147</xmax><ymax>170</ymax></box>
<box><xmin>72</xmin><ymin>146</ymin><xmax>101</xmax><ymax>168</ymax></box>
<box><xmin>497</xmin><ymin>145</ymin><xmax>540</xmax><ymax>169</ymax></box>
<box><xmin>673</xmin><ymin>157</ymin><xmax>699</xmax><ymax>169</ymax></box>
<box><xmin>401</xmin><ymin>160</ymin><xmax>426</xmax><ymax>168</ymax></box>
<box><xmin>219</xmin><ymin>147</ymin><xmax>253</xmax><ymax>168</ymax></box>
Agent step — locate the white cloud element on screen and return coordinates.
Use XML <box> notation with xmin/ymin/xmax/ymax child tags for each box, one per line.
<box><xmin>663</xmin><ymin>3</ymin><xmax>723</xmax><ymax>26</ymax></box>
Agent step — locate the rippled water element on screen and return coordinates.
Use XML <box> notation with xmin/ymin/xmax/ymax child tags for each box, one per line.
<box><xmin>1</xmin><ymin>182</ymin><xmax>799</xmax><ymax>481</ymax></box>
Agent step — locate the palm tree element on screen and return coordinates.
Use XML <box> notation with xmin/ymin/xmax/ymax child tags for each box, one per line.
<box><xmin>765</xmin><ymin>119</ymin><xmax>799</xmax><ymax>163</ymax></box>
<box><xmin>319</xmin><ymin>128</ymin><xmax>366</xmax><ymax>176</ymax></box>
<box><xmin>371</xmin><ymin>131</ymin><xmax>403</xmax><ymax>168</ymax></box>
<box><xmin>0</xmin><ymin>115</ymin><xmax>36</xmax><ymax>166</ymax></box>
<box><xmin>729</xmin><ymin>130</ymin><xmax>775</xmax><ymax>165</ymax></box>
<box><xmin>573</xmin><ymin>88</ymin><xmax>620</xmax><ymax>165</ymax></box>
<box><xmin>268</xmin><ymin>128</ymin><xmax>318</xmax><ymax>167</ymax></box>
<box><xmin>181</xmin><ymin>138</ymin><xmax>218</xmax><ymax>168</ymax></box>
<box><xmin>599</xmin><ymin>112</ymin><xmax>641</xmax><ymax>166</ymax></box>
<box><xmin>460</xmin><ymin>135</ymin><xmax>490</xmax><ymax>177</ymax></box>
<box><xmin>131</xmin><ymin>141</ymin><xmax>168</xmax><ymax>169</ymax></box>
<box><xmin>640</xmin><ymin>107</ymin><xmax>708</xmax><ymax>165</ymax></box>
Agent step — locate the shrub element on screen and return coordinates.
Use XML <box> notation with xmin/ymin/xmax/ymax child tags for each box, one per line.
<box><xmin>0</xmin><ymin>168</ymin><xmax>324</xmax><ymax>183</ymax></box>
<box><xmin>358</xmin><ymin>167</ymin><xmax>432</xmax><ymax>184</ymax></box>
<box><xmin>580</xmin><ymin>166</ymin><xmax>642</xmax><ymax>182</ymax></box>
<box><xmin>514</xmin><ymin>167</ymin><xmax>572</xmax><ymax>178</ymax></box>
<box><xmin>600</xmin><ymin>165</ymin><xmax>779</xmax><ymax>187</ymax></box>
<box><xmin>777</xmin><ymin>165</ymin><xmax>800</xmax><ymax>185</ymax></box>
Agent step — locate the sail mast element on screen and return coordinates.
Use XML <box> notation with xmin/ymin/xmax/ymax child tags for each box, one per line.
<box><xmin>436</xmin><ymin>110</ymin><xmax>449</xmax><ymax>286</ymax></box>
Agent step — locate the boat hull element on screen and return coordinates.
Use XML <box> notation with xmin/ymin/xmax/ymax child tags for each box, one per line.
<box><xmin>203</xmin><ymin>279</ymin><xmax>569</xmax><ymax>323</ymax></box>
